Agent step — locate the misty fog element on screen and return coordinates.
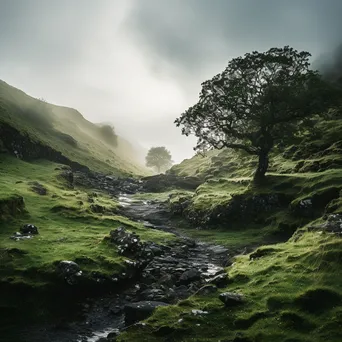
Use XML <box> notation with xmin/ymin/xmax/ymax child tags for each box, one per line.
<box><xmin>1</xmin><ymin>0</ymin><xmax>342</xmax><ymax>163</ymax></box>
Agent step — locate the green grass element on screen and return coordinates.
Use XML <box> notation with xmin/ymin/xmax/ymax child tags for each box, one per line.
<box><xmin>119</xmin><ymin>229</ymin><xmax>342</xmax><ymax>342</ymax></box>
<box><xmin>0</xmin><ymin>155</ymin><xmax>174</xmax><ymax>290</ymax></box>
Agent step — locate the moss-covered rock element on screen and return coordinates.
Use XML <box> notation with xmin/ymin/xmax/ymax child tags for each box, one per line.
<box><xmin>0</xmin><ymin>194</ymin><xmax>26</xmax><ymax>219</ymax></box>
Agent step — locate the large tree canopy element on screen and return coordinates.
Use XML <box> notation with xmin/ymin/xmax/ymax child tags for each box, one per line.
<box><xmin>145</xmin><ymin>146</ymin><xmax>173</xmax><ymax>173</ymax></box>
<box><xmin>175</xmin><ymin>46</ymin><xmax>335</xmax><ymax>181</ymax></box>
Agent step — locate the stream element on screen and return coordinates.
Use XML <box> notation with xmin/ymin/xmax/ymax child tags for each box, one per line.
<box><xmin>8</xmin><ymin>194</ymin><xmax>232</xmax><ymax>342</ymax></box>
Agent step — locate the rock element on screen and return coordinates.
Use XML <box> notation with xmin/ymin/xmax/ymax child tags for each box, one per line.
<box><xmin>60</xmin><ymin>170</ymin><xmax>74</xmax><ymax>184</ymax></box>
<box><xmin>207</xmin><ymin>273</ymin><xmax>229</xmax><ymax>288</ymax></box>
<box><xmin>139</xmin><ymin>288</ymin><xmax>167</xmax><ymax>302</ymax></box>
<box><xmin>219</xmin><ymin>292</ymin><xmax>244</xmax><ymax>306</ymax></box>
<box><xmin>58</xmin><ymin>260</ymin><xmax>82</xmax><ymax>284</ymax></box>
<box><xmin>109</xmin><ymin>227</ymin><xmax>154</xmax><ymax>262</ymax></box>
<box><xmin>58</xmin><ymin>260</ymin><xmax>81</xmax><ymax>275</ymax></box>
<box><xmin>196</xmin><ymin>285</ymin><xmax>218</xmax><ymax>296</ymax></box>
<box><xmin>154</xmin><ymin>256</ymin><xmax>178</xmax><ymax>264</ymax></box>
<box><xmin>124</xmin><ymin>301</ymin><xmax>169</xmax><ymax>325</ymax></box>
<box><xmin>191</xmin><ymin>309</ymin><xmax>208</xmax><ymax>315</ymax></box>
<box><xmin>20</xmin><ymin>223</ymin><xmax>39</xmax><ymax>235</ymax></box>
<box><xmin>9</xmin><ymin>232</ymin><xmax>33</xmax><ymax>241</ymax></box>
<box><xmin>29</xmin><ymin>181</ymin><xmax>47</xmax><ymax>195</ymax></box>
<box><xmin>321</xmin><ymin>214</ymin><xmax>342</xmax><ymax>233</ymax></box>
<box><xmin>174</xmin><ymin>285</ymin><xmax>190</xmax><ymax>300</ymax></box>
<box><xmin>158</xmin><ymin>274</ymin><xmax>175</xmax><ymax>287</ymax></box>
<box><xmin>179</xmin><ymin>268</ymin><xmax>201</xmax><ymax>285</ymax></box>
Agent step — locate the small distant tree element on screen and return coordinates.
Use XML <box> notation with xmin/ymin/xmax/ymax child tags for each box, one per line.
<box><xmin>175</xmin><ymin>46</ymin><xmax>336</xmax><ymax>182</ymax></box>
<box><xmin>145</xmin><ymin>146</ymin><xmax>173</xmax><ymax>173</ymax></box>
<box><xmin>98</xmin><ymin>124</ymin><xmax>118</xmax><ymax>147</ymax></box>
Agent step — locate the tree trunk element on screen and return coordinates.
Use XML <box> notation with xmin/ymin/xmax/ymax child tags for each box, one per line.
<box><xmin>254</xmin><ymin>151</ymin><xmax>269</xmax><ymax>182</ymax></box>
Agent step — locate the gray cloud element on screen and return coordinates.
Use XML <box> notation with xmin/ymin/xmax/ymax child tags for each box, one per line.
<box><xmin>127</xmin><ymin>0</ymin><xmax>342</xmax><ymax>74</ymax></box>
<box><xmin>1</xmin><ymin>0</ymin><xmax>342</xmax><ymax>164</ymax></box>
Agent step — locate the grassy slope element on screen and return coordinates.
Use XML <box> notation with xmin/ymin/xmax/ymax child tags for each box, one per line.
<box><xmin>120</xmin><ymin>116</ymin><xmax>342</xmax><ymax>341</ymax></box>
<box><xmin>0</xmin><ymin>79</ymin><xmax>149</xmax><ymax>176</ymax></box>
<box><xmin>121</xmin><ymin>229</ymin><xmax>342</xmax><ymax>342</ymax></box>
<box><xmin>0</xmin><ymin>155</ymin><xmax>174</xmax><ymax>290</ymax></box>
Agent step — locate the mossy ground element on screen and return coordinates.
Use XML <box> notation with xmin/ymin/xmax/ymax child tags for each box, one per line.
<box><xmin>119</xmin><ymin>115</ymin><xmax>342</xmax><ymax>341</ymax></box>
<box><xmin>119</xmin><ymin>229</ymin><xmax>342</xmax><ymax>342</ymax></box>
<box><xmin>0</xmin><ymin>155</ymin><xmax>174</xmax><ymax>291</ymax></box>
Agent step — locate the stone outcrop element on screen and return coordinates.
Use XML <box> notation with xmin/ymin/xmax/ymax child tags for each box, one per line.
<box><xmin>0</xmin><ymin>122</ymin><xmax>89</xmax><ymax>172</ymax></box>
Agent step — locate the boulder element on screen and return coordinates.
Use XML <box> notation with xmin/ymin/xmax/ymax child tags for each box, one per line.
<box><xmin>124</xmin><ymin>301</ymin><xmax>169</xmax><ymax>325</ymax></box>
<box><xmin>179</xmin><ymin>268</ymin><xmax>201</xmax><ymax>285</ymax></box>
<box><xmin>58</xmin><ymin>260</ymin><xmax>81</xmax><ymax>275</ymax></box>
<box><xmin>219</xmin><ymin>292</ymin><xmax>244</xmax><ymax>307</ymax></box>
<box><xmin>20</xmin><ymin>223</ymin><xmax>39</xmax><ymax>235</ymax></box>
<box><xmin>58</xmin><ymin>260</ymin><xmax>82</xmax><ymax>285</ymax></box>
<box><xmin>310</xmin><ymin>214</ymin><xmax>342</xmax><ymax>234</ymax></box>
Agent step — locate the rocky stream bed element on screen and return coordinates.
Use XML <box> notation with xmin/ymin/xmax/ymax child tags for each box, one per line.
<box><xmin>7</xmin><ymin>189</ymin><xmax>239</xmax><ymax>342</ymax></box>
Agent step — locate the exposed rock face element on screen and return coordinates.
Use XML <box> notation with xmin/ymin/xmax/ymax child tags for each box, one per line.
<box><xmin>74</xmin><ymin>172</ymin><xmax>141</xmax><ymax>196</ymax></box>
<box><xmin>124</xmin><ymin>301</ymin><xmax>169</xmax><ymax>325</ymax></box>
<box><xmin>322</xmin><ymin>214</ymin><xmax>342</xmax><ymax>233</ymax></box>
<box><xmin>169</xmin><ymin>193</ymin><xmax>192</xmax><ymax>215</ymax></box>
<box><xmin>291</xmin><ymin>187</ymin><xmax>341</xmax><ymax>218</ymax></box>
<box><xmin>309</xmin><ymin>214</ymin><xmax>342</xmax><ymax>234</ymax></box>
<box><xmin>59</xmin><ymin>170</ymin><xmax>74</xmax><ymax>185</ymax></box>
<box><xmin>176</xmin><ymin>193</ymin><xmax>289</xmax><ymax>226</ymax></box>
<box><xmin>0</xmin><ymin>122</ymin><xmax>89</xmax><ymax>172</ymax></box>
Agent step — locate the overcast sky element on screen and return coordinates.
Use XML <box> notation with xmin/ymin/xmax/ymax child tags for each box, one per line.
<box><xmin>0</xmin><ymin>0</ymin><xmax>342</xmax><ymax>163</ymax></box>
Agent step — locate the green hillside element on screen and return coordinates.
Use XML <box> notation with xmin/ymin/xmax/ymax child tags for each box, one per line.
<box><xmin>0</xmin><ymin>80</ymin><xmax>149</xmax><ymax>176</ymax></box>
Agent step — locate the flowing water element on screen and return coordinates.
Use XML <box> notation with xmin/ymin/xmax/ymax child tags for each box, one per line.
<box><xmin>6</xmin><ymin>194</ymin><xmax>230</xmax><ymax>342</ymax></box>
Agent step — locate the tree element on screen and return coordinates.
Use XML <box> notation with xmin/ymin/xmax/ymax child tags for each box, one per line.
<box><xmin>175</xmin><ymin>46</ymin><xmax>335</xmax><ymax>182</ymax></box>
<box><xmin>145</xmin><ymin>146</ymin><xmax>173</xmax><ymax>173</ymax></box>
<box><xmin>98</xmin><ymin>124</ymin><xmax>118</xmax><ymax>147</ymax></box>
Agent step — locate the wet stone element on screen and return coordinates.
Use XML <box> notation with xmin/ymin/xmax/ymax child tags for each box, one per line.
<box><xmin>179</xmin><ymin>268</ymin><xmax>201</xmax><ymax>285</ymax></box>
<box><xmin>124</xmin><ymin>301</ymin><xmax>169</xmax><ymax>325</ymax></box>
